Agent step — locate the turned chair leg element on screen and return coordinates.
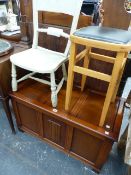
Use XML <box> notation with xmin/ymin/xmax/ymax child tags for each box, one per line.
<box><xmin>50</xmin><ymin>72</ymin><xmax>57</xmax><ymax>108</ymax></box>
<box><xmin>11</xmin><ymin>63</ymin><xmax>17</xmax><ymax>91</ymax></box>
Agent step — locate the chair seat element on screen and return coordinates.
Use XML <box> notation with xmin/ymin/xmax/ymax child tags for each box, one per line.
<box><xmin>10</xmin><ymin>47</ymin><xmax>67</xmax><ymax>73</ymax></box>
<box><xmin>74</xmin><ymin>26</ymin><xmax>131</xmax><ymax>44</ymax></box>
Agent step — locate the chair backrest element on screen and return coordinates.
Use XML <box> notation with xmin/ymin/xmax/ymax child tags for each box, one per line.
<box><xmin>32</xmin><ymin>0</ymin><xmax>83</xmax><ymax>56</ymax></box>
<box><xmin>102</xmin><ymin>0</ymin><xmax>131</xmax><ymax>30</ymax></box>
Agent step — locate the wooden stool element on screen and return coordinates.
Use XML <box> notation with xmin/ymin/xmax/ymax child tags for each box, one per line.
<box><xmin>65</xmin><ymin>26</ymin><xmax>131</xmax><ymax>127</ymax></box>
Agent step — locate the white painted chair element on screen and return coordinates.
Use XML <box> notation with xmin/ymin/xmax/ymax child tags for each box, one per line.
<box><xmin>10</xmin><ymin>0</ymin><xmax>83</xmax><ymax>107</ymax></box>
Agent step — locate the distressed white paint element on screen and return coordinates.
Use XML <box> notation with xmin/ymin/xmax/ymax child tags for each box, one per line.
<box><xmin>50</xmin><ymin>72</ymin><xmax>57</xmax><ymax>107</ymax></box>
<box><xmin>11</xmin><ymin>63</ymin><xmax>17</xmax><ymax>91</ymax></box>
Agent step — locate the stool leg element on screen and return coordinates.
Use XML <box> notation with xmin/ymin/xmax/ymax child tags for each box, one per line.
<box><xmin>111</xmin><ymin>53</ymin><xmax>128</xmax><ymax>102</ymax></box>
<box><xmin>81</xmin><ymin>47</ymin><xmax>91</xmax><ymax>92</ymax></box>
<box><xmin>99</xmin><ymin>52</ymin><xmax>125</xmax><ymax>127</ymax></box>
<box><xmin>65</xmin><ymin>42</ymin><xmax>76</xmax><ymax>111</ymax></box>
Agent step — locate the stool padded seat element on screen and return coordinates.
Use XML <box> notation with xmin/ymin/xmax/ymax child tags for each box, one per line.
<box><xmin>74</xmin><ymin>26</ymin><xmax>131</xmax><ymax>44</ymax></box>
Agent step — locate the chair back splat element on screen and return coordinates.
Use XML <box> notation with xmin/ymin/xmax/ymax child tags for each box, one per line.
<box><xmin>10</xmin><ymin>0</ymin><xmax>83</xmax><ymax>108</ymax></box>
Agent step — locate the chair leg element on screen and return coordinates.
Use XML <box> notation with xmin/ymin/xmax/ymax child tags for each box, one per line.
<box><xmin>1</xmin><ymin>97</ymin><xmax>16</xmax><ymax>134</ymax></box>
<box><xmin>11</xmin><ymin>63</ymin><xmax>17</xmax><ymax>91</ymax></box>
<box><xmin>62</xmin><ymin>63</ymin><xmax>67</xmax><ymax>81</ymax></box>
<box><xmin>81</xmin><ymin>47</ymin><xmax>91</xmax><ymax>92</ymax></box>
<box><xmin>99</xmin><ymin>52</ymin><xmax>125</xmax><ymax>127</ymax></box>
<box><xmin>50</xmin><ymin>72</ymin><xmax>57</xmax><ymax>108</ymax></box>
<box><xmin>65</xmin><ymin>42</ymin><xmax>76</xmax><ymax>111</ymax></box>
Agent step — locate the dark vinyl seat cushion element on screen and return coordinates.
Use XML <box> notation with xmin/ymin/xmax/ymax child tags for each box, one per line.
<box><xmin>74</xmin><ymin>26</ymin><xmax>131</xmax><ymax>44</ymax></box>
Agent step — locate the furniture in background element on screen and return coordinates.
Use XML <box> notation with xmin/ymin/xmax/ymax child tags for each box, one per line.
<box><xmin>0</xmin><ymin>40</ymin><xmax>27</xmax><ymax>133</ymax></box>
<box><xmin>10</xmin><ymin>0</ymin><xmax>83</xmax><ymax>107</ymax></box>
<box><xmin>81</xmin><ymin>0</ymin><xmax>99</xmax><ymax>24</ymax></box>
<box><xmin>0</xmin><ymin>39</ymin><xmax>13</xmax><ymax>56</ymax></box>
<box><xmin>102</xmin><ymin>0</ymin><xmax>131</xmax><ymax>30</ymax></box>
<box><xmin>0</xmin><ymin>39</ymin><xmax>15</xmax><ymax>133</ymax></box>
<box><xmin>0</xmin><ymin>0</ymin><xmax>23</xmax><ymax>133</ymax></box>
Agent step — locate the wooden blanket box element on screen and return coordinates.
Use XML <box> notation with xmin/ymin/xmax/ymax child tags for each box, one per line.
<box><xmin>10</xmin><ymin>79</ymin><xmax>124</xmax><ymax>172</ymax></box>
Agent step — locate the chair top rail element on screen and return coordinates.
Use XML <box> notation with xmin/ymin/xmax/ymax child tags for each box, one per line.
<box><xmin>33</xmin><ymin>0</ymin><xmax>83</xmax><ymax>16</ymax></box>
